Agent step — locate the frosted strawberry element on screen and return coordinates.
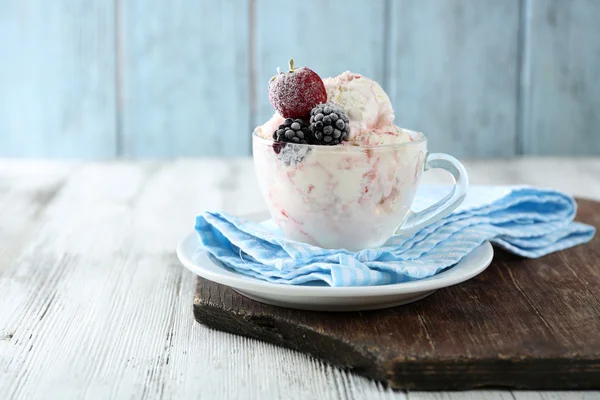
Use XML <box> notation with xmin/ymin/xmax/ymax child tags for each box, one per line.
<box><xmin>268</xmin><ymin>59</ymin><xmax>327</xmax><ymax>119</ymax></box>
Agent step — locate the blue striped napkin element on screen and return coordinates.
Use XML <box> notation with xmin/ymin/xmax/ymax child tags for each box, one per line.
<box><xmin>194</xmin><ymin>186</ymin><xmax>595</xmax><ymax>287</ymax></box>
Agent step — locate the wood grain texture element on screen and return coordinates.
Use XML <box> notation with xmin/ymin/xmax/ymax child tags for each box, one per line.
<box><xmin>522</xmin><ymin>0</ymin><xmax>600</xmax><ymax>155</ymax></box>
<box><xmin>410</xmin><ymin>394</ymin><xmax>600</xmax><ymax>400</ymax></box>
<box><xmin>0</xmin><ymin>160</ymin><xmax>403</xmax><ymax>400</ymax></box>
<box><xmin>387</xmin><ymin>0</ymin><xmax>520</xmax><ymax>158</ymax></box>
<box><xmin>2</xmin><ymin>1</ymin><xmax>600</xmax><ymax>159</ymax></box>
<box><xmin>254</xmin><ymin>0</ymin><xmax>387</xmax><ymax>128</ymax></box>
<box><xmin>194</xmin><ymin>200</ymin><xmax>600</xmax><ymax>389</ymax></box>
<box><xmin>119</xmin><ymin>0</ymin><xmax>251</xmax><ymax>157</ymax></box>
<box><xmin>0</xmin><ymin>158</ymin><xmax>599</xmax><ymax>399</ymax></box>
<box><xmin>0</xmin><ymin>161</ymin><xmax>72</xmax><ymax>270</ymax></box>
<box><xmin>0</xmin><ymin>0</ymin><xmax>116</xmax><ymax>158</ymax></box>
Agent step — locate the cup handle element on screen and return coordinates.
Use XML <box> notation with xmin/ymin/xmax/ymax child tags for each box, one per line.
<box><xmin>394</xmin><ymin>153</ymin><xmax>469</xmax><ymax>236</ymax></box>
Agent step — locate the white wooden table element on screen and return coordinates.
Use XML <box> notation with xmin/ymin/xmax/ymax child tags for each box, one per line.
<box><xmin>1</xmin><ymin>158</ymin><xmax>599</xmax><ymax>400</ymax></box>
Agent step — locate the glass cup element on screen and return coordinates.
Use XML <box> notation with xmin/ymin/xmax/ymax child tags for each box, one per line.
<box><xmin>252</xmin><ymin>131</ymin><xmax>468</xmax><ymax>251</ymax></box>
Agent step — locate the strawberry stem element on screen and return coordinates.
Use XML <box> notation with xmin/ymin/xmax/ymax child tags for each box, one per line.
<box><xmin>288</xmin><ymin>58</ymin><xmax>295</xmax><ymax>72</ymax></box>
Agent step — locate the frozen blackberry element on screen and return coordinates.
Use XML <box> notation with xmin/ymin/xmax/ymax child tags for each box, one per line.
<box><xmin>273</xmin><ymin>118</ymin><xmax>311</xmax><ymax>144</ymax></box>
<box><xmin>309</xmin><ymin>103</ymin><xmax>349</xmax><ymax>145</ymax></box>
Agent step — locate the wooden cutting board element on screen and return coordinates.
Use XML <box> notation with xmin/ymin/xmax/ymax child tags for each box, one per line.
<box><xmin>193</xmin><ymin>199</ymin><xmax>600</xmax><ymax>390</ymax></box>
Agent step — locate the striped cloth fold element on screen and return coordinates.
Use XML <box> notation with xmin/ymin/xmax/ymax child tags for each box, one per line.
<box><xmin>194</xmin><ymin>186</ymin><xmax>595</xmax><ymax>287</ymax></box>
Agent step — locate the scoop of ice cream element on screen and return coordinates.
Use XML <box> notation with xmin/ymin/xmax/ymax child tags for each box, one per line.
<box><xmin>256</xmin><ymin>71</ymin><xmax>413</xmax><ymax>147</ymax></box>
<box><xmin>254</xmin><ymin>113</ymin><xmax>284</xmax><ymax>139</ymax></box>
<box><xmin>349</xmin><ymin>125</ymin><xmax>415</xmax><ymax>146</ymax></box>
<box><xmin>323</xmin><ymin>72</ymin><xmax>395</xmax><ymax>140</ymax></box>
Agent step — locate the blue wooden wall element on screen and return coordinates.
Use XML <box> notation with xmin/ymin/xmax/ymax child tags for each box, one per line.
<box><xmin>1</xmin><ymin>0</ymin><xmax>599</xmax><ymax>158</ymax></box>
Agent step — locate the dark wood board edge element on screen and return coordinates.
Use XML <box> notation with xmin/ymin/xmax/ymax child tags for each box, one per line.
<box><xmin>193</xmin><ymin>282</ymin><xmax>387</xmax><ymax>382</ymax></box>
<box><xmin>193</xmin><ymin>277</ymin><xmax>600</xmax><ymax>390</ymax></box>
<box><xmin>389</xmin><ymin>358</ymin><xmax>600</xmax><ymax>390</ymax></box>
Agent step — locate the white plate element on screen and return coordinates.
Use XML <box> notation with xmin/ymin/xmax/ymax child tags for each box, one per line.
<box><xmin>177</xmin><ymin>214</ymin><xmax>493</xmax><ymax>312</ymax></box>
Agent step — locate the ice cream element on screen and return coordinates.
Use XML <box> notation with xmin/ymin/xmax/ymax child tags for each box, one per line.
<box><xmin>253</xmin><ymin>64</ymin><xmax>427</xmax><ymax>250</ymax></box>
<box><xmin>257</xmin><ymin>71</ymin><xmax>412</xmax><ymax>146</ymax></box>
<box><xmin>323</xmin><ymin>72</ymin><xmax>395</xmax><ymax>141</ymax></box>
<box><xmin>350</xmin><ymin>124</ymin><xmax>413</xmax><ymax>146</ymax></box>
<box><xmin>253</xmin><ymin>131</ymin><xmax>426</xmax><ymax>250</ymax></box>
<box><xmin>255</xmin><ymin>112</ymin><xmax>284</xmax><ymax>140</ymax></box>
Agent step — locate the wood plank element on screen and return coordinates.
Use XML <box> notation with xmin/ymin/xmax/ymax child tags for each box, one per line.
<box><xmin>119</xmin><ymin>0</ymin><xmax>251</xmax><ymax>157</ymax></box>
<box><xmin>254</xmin><ymin>0</ymin><xmax>387</xmax><ymax>128</ymax></box>
<box><xmin>0</xmin><ymin>161</ymin><xmax>72</xmax><ymax>271</ymax></box>
<box><xmin>458</xmin><ymin>158</ymin><xmax>600</xmax><ymax>200</ymax></box>
<box><xmin>387</xmin><ymin>0</ymin><xmax>520</xmax><ymax>158</ymax></box>
<box><xmin>512</xmin><ymin>392</ymin><xmax>600</xmax><ymax>400</ymax></box>
<box><xmin>0</xmin><ymin>1</ymin><xmax>116</xmax><ymax>158</ymax></box>
<box><xmin>408</xmin><ymin>393</ymin><xmax>513</xmax><ymax>400</ymax></box>
<box><xmin>0</xmin><ymin>160</ymin><xmax>405</xmax><ymax>400</ymax></box>
<box><xmin>193</xmin><ymin>199</ymin><xmax>600</xmax><ymax>390</ymax></box>
<box><xmin>522</xmin><ymin>0</ymin><xmax>600</xmax><ymax>155</ymax></box>
<box><xmin>1</xmin><ymin>159</ymin><xmax>599</xmax><ymax>398</ymax></box>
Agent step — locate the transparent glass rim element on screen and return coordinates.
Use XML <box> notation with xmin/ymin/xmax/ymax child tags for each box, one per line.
<box><xmin>252</xmin><ymin>130</ymin><xmax>427</xmax><ymax>151</ymax></box>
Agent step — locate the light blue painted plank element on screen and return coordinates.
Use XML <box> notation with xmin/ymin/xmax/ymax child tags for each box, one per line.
<box><xmin>254</xmin><ymin>0</ymin><xmax>387</xmax><ymax>129</ymax></box>
<box><xmin>387</xmin><ymin>0</ymin><xmax>520</xmax><ymax>158</ymax></box>
<box><xmin>523</xmin><ymin>0</ymin><xmax>600</xmax><ymax>155</ymax></box>
<box><xmin>0</xmin><ymin>0</ymin><xmax>116</xmax><ymax>158</ymax></box>
<box><xmin>120</xmin><ymin>0</ymin><xmax>251</xmax><ymax>157</ymax></box>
